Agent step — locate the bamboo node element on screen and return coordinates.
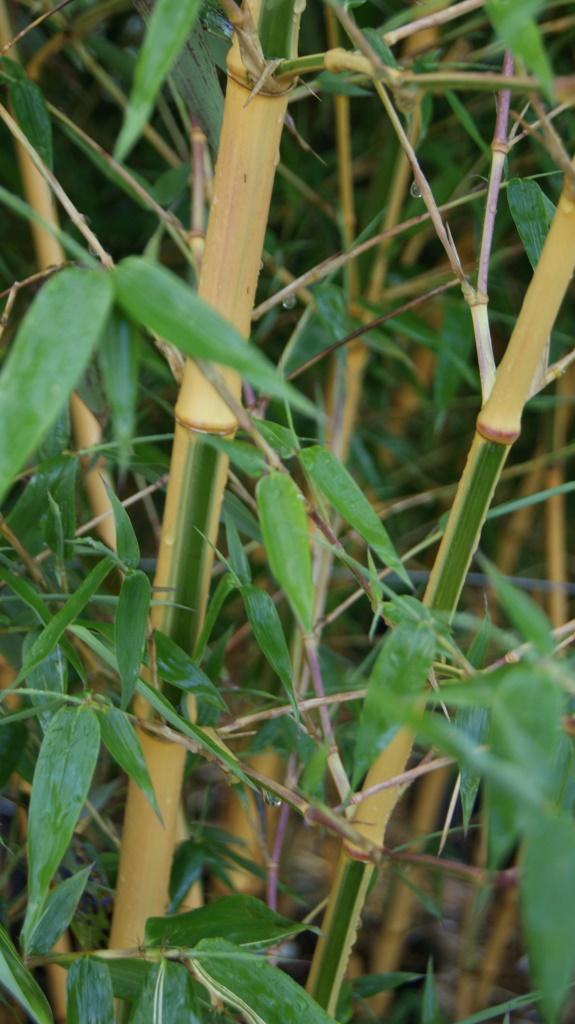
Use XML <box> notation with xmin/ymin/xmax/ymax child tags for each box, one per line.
<box><xmin>475</xmin><ymin>417</ymin><xmax>518</xmax><ymax>444</ymax></box>
<box><xmin>174</xmin><ymin>412</ymin><xmax>237</xmax><ymax>436</ymax></box>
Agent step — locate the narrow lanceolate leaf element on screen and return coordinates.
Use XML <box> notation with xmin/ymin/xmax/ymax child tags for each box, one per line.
<box><xmin>10</xmin><ymin>78</ymin><xmax>53</xmax><ymax>169</ymax></box>
<box><xmin>102</xmin><ymin>480</ymin><xmax>140</xmax><ymax>567</ymax></box>
<box><xmin>27</xmin><ymin>866</ymin><xmax>91</xmax><ymax>956</ymax></box>
<box><xmin>481</xmin><ymin>561</ymin><xmax>554</xmax><ymax>655</ymax></box>
<box><xmin>192</xmin><ymin>938</ymin><xmax>338</xmax><ymax>1024</ymax></box>
<box><xmin>353</xmin><ymin>622</ymin><xmax>436</xmax><ymax>787</ymax></box>
<box><xmin>128</xmin><ymin>960</ymin><xmax>200</xmax><ymax>1024</ymax></box>
<box><xmin>16</xmin><ymin>557</ymin><xmax>116</xmax><ymax>684</ymax></box>
<box><xmin>256</xmin><ymin>472</ymin><xmax>313</xmax><ymax>635</ymax></box>
<box><xmin>300</xmin><ymin>445</ymin><xmax>410</xmax><ymax>586</ymax></box>
<box><xmin>113</xmin><ymin>258</ymin><xmax>316</xmax><ymax>418</ymax></box>
<box><xmin>508</xmin><ymin>178</ymin><xmax>555</xmax><ymax>271</ymax></box>
<box><xmin>145</xmin><ymin>894</ymin><xmax>319</xmax><ymax>951</ymax></box>
<box><xmin>66</xmin><ymin>958</ymin><xmax>115</xmax><ymax>1024</ymax></box>
<box><xmin>98</xmin><ymin>311</ymin><xmax>140</xmax><ymax>470</ymax></box>
<box><xmin>0</xmin><ymin>269</ymin><xmax>114</xmax><ymax>506</ymax></box>
<box><xmin>115</xmin><ymin>0</ymin><xmax>202</xmax><ymax>160</ymax></box>
<box><xmin>225</xmin><ymin>512</ymin><xmax>251</xmax><ymax>586</ymax></box>
<box><xmin>239</xmin><ymin>585</ymin><xmax>296</xmax><ymax>715</ymax></box>
<box><xmin>22</xmin><ymin>706</ymin><xmax>100</xmax><ymax>950</ymax></box>
<box><xmin>0</xmin><ymin>924</ymin><xmax>54</xmax><ymax>1024</ymax></box>
<box><xmin>132</xmin><ymin>0</ymin><xmax>223</xmax><ymax>153</ymax></box>
<box><xmin>147</xmin><ymin>630</ymin><xmax>227</xmax><ymax>710</ymax></box>
<box><xmin>116</xmin><ymin>570</ymin><xmax>151</xmax><ymax>709</ymax></box>
<box><xmin>98</xmin><ymin>708</ymin><xmax>161</xmax><ymax>821</ymax></box>
<box><xmin>521</xmin><ymin>814</ymin><xmax>575</xmax><ymax>1024</ymax></box>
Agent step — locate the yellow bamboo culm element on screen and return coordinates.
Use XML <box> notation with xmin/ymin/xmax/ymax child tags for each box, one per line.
<box><xmin>110</xmin><ymin>19</ymin><xmax>292</xmax><ymax>949</ymax></box>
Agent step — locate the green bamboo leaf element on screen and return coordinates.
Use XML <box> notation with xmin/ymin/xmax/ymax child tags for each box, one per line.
<box><xmin>22</xmin><ymin>706</ymin><xmax>100</xmax><ymax>949</ymax></box>
<box><xmin>239</xmin><ymin>584</ymin><xmax>296</xmax><ymax>715</ymax></box>
<box><xmin>146</xmin><ymin>894</ymin><xmax>319</xmax><ymax>951</ymax></box>
<box><xmin>194</xmin><ymin>572</ymin><xmax>237</xmax><ymax>660</ymax></box>
<box><xmin>132</xmin><ymin>0</ymin><xmax>223</xmax><ymax>153</ymax></box>
<box><xmin>66</xmin><ymin>957</ymin><xmax>115</xmax><ymax>1024</ymax></box>
<box><xmin>43</xmin><ymin>455</ymin><xmax>77</xmax><ymax>561</ymax></box>
<box><xmin>193</xmin><ymin>937</ymin><xmax>337</xmax><ymax>1023</ymax></box>
<box><xmin>256</xmin><ymin>472</ymin><xmax>313</xmax><ymax>634</ymax></box>
<box><xmin>421</xmin><ymin>959</ymin><xmax>442</xmax><ymax>1024</ymax></box>
<box><xmin>351</xmin><ymin>973</ymin><xmax>423</xmax><ymax>998</ymax></box>
<box><xmin>10</xmin><ymin>78</ymin><xmax>53</xmax><ymax>169</ymax></box>
<box><xmin>486</xmin><ymin>0</ymin><xmax>553</xmax><ymax>97</ymax></box>
<box><xmin>481</xmin><ymin>561</ymin><xmax>554</xmax><ymax>654</ymax></box>
<box><xmin>457</xmin><ymin>612</ymin><xmax>491</xmax><ymax>830</ymax></box>
<box><xmin>27</xmin><ymin>866</ymin><xmax>91</xmax><ymax>956</ymax></box>
<box><xmin>0</xmin><ymin>924</ymin><xmax>54</xmax><ymax>1024</ymax></box>
<box><xmin>69</xmin><ymin>623</ymin><xmax>251</xmax><ymax>786</ymax></box>
<box><xmin>116</xmin><ymin>570</ymin><xmax>151</xmax><ymax>709</ymax></box>
<box><xmin>353</xmin><ymin>622</ymin><xmax>436</xmax><ymax>787</ymax></box>
<box><xmin>16</xmin><ymin>557</ymin><xmax>116</xmax><ymax>685</ymax></box>
<box><xmin>0</xmin><ymin>565</ymin><xmax>85</xmax><ymax>683</ymax></box>
<box><xmin>98</xmin><ymin>708</ymin><xmax>161</xmax><ymax>820</ymax></box>
<box><xmin>99</xmin><ymin>311</ymin><xmax>140</xmax><ymax>471</ymax></box>
<box><xmin>113</xmin><ymin>258</ymin><xmax>316</xmax><ymax>418</ymax></box>
<box><xmin>128</xmin><ymin>959</ymin><xmax>200</xmax><ymax>1024</ymax></box>
<box><xmin>115</xmin><ymin>0</ymin><xmax>202</xmax><ymax>161</ymax></box>
<box><xmin>521</xmin><ymin>814</ymin><xmax>575</xmax><ymax>1024</ymax></box>
<box><xmin>225</xmin><ymin>512</ymin><xmax>251</xmax><ymax>585</ymax></box>
<box><xmin>300</xmin><ymin>445</ymin><xmax>410</xmax><ymax>586</ymax></box>
<box><xmin>0</xmin><ymin>269</ymin><xmax>114</xmax><ymax>505</ymax></box>
<box><xmin>22</xmin><ymin>631</ymin><xmax>67</xmax><ymax>731</ymax></box>
<box><xmin>147</xmin><ymin>630</ymin><xmax>227</xmax><ymax>710</ymax></box>
<box><xmin>102</xmin><ymin>480</ymin><xmax>140</xmax><ymax>567</ymax></box>
<box><xmin>204</xmin><ymin>435</ymin><xmax>265</xmax><ymax>477</ymax></box>
<box><xmin>507</xmin><ymin>178</ymin><xmax>555</xmax><ymax>271</ymax></box>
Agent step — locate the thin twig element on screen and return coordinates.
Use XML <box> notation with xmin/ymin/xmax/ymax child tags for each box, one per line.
<box><xmin>0</xmin><ymin>0</ymin><xmax>75</xmax><ymax>55</ymax></box>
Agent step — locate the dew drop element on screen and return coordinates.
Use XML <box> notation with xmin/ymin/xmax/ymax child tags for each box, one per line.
<box><xmin>410</xmin><ymin>180</ymin><xmax>422</xmax><ymax>199</ymax></box>
<box><xmin>282</xmin><ymin>293</ymin><xmax>297</xmax><ymax>310</ymax></box>
<box><xmin>263</xmin><ymin>790</ymin><xmax>282</xmax><ymax>807</ymax></box>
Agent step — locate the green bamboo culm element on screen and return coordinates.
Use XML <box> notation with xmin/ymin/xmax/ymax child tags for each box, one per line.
<box><xmin>109</xmin><ymin>0</ymin><xmax>306</xmax><ymax>955</ymax></box>
<box><xmin>308</xmin><ymin>159</ymin><xmax>575</xmax><ymax>1015</ymax></box>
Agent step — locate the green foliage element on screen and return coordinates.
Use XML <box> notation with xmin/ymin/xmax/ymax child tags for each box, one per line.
<box><xmin>0</xmin><ymin>2</ymin><xmax>573</xmax><ymax>1022</ymax></box>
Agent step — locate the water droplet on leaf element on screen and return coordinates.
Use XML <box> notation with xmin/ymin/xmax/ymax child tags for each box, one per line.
<box><xmin>263</xmin><ymin>790</ymin><xmax>282</xmax><ymax>807</ymax></box>
<box><xmin>282</xmin><ymin>293</ymin><xmax>297</xmax><ymax>310</ymax></box>
<box><xmin>410</xmin><ymin>180</ymin><xmax>422</xmax><ymax>199</ymax></box>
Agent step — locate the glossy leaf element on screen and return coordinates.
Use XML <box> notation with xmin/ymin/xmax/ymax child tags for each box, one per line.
<box><xmin>98</xmin><ymin>708</ymin><xmax>161</xmax><ymax>820</ymax></box>
<box><xmin>17</xmin><ymin>557</ymin><xmax>115</xmax><ymax>684</ymax></box>
<box><xmin>116</xmin><ymin>569</ymin><xmax>151</xmax><ymax>709</ymax></box>
<box><xmin>10</xmin><ymin>78</ymin><xmax>53</xmax><ymax>169</ymax></box>
<box><xmin>146</xmin><ymin>894</ymin><xmax>318</xmax><ymax>951</ymax></box>
<box><xmin>22</xmin><ymin>631</ymin><xmax>67</xmax><ymax>732</ymax></box>
<box><xmin>148</xmin><ymin>630</ymin><xmax>226</xmax><ymax>709</ymax></box>
<box><xmin>353</xmin><ymin>622</ymin><xmax>436</xmax><ymax>787</ymax></box>
<box><xmin>240</xmin><ymin>584</ymin><xmax>296</xmax><ymax>715</ymax></box>
<box><xmin>256</xmin><ymin>472</ymin><xmax>313</xmax><ymax>634</ymax></box>
<box><xmin>128</xmin><ymin>959</ymin><xmax>201</xmax><ymax>1024</ymax></box>
<box><xmin>67</xmin><ymin>957</ymin><xmax>115</xmax><ymax>1024</ymax></box>
<box><xmin>102</xmin><ymin>480</ymin><xmax>140</xmax><ymax>568</ymax></box>
<box><xmin>193</xmin><ymin>572</ymin><xmax>237</xmax><ymax>660</ymax></box>
<box><xmin>192</xmin><ymin>937</ymin><xmax>337</xmax><ymax>1023</ymax></box>
<box><xmin>421</xmin><ymin>959</ymin><xmax>442</xmax><ymax>1024</ymax></box>
<box><xmin>113</xmin><ymin>258</ymin><xmax>315</xmax><ymax>418</ymax></box>
<box><xmin>27</xmin><ymin>866</ymin><xmax>91</xmax><ymax>956</ymax></box>
<box><xmin>132</xmin><ymin>0</ymin><xmax>223</xmax><ymax>153</ymax></box>
<box><xmin>22</xmin><ymin>706</ymin><xmax>100</xmax><ymax>949</ymax></box>
<box><xmin>300</xmin><ymin>445</ymin><xmax>409</xmax><ymax>585</ymax></box>
<box><xmin>225</xmin><ymin>512</ymin><xmax>251</xmax><ymax>585</ymax></box>
<box><xmin>99</xmin><ymin>310</ymin><xmax>140</xmax><ymax>470</ymax></box>
<box><xmin>115</xmin><ymin>0</ymin><xmax>202</xmax><ymax>160</ymax></box>
<box><xmin>0</xmin><ymin>269</ymin><xmax>114</xmax><ymax>506</ymax></box>
<box><xmin>0</xmin><ymin>924</ymin><xmax>53</xmax><ymax>1024</ymax></box>
<box><xmin>521</xmin><ymin>814</ymin><xmax>575</xmax><ymax>1024</ymax></box>
<box><xmin>508</xmin><ymin>178</ymin><xmax>555</xmax><ymax>271</ymax></box>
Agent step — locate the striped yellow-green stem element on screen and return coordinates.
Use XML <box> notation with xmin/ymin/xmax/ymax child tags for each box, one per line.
<box><xmin>110</xmin><ymin>0</ymin><xmax>306</xmax><ymax>952</ymax></box>
<box><xmin>308</xmin><ymin>160</ymin><xmax>575</xmax><ymax>1015</ymax></box>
